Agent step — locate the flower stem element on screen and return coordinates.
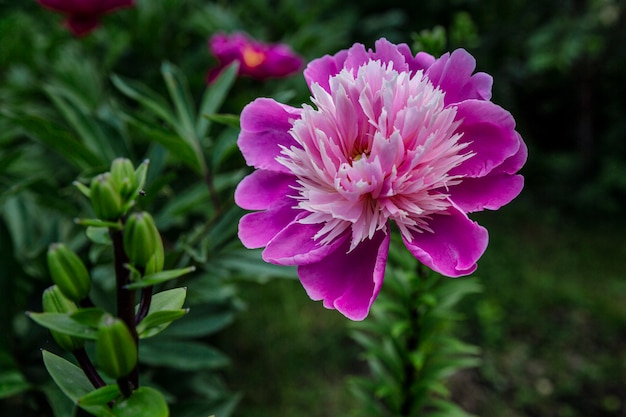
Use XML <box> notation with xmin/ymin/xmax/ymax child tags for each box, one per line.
<box><xmin>135</xmin><ymin>287</ymin><xmax>153</xmax><ymax>324</ymax></box>
<box><xmin>73</xmin><ymin>348</ymin><xmax>106</xmax><ymax>389</ymax></box>
<box><xmin>110</xmin><ymin>228</ymin><xmax>139</xmax><ymax>390</ymax></box>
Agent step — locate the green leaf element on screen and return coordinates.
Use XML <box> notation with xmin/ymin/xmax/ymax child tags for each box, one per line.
<box><xmin>196</xmin><ymin>61</ymin><xmax>239</xmax><ymax>138</ymax></box>
<box><xmin>137</xmin><ymin>309</ymin><xmax>189</xmax><ymax>339</ymax></box>
<box><xmin>148</xmin><ymin>287</ymin><xmax>187</xmax><ymax>312</ymax></box>
<box><xmin>112</xmin><ymin>386</ymin><xmax>169</xmax><ymax>417</ymax></box>
<box><xmin>120</xmin><ymin>113</ymin><xmax>202</xmax><ymax>174</ymax></box>
<box><xmin>161</xmin><ymin>61</ymin><xmax>197</xmax><ymax>144</ymax></box>
<box><xmin>10</xmin><ymin>115</ymin><xmax>104</xmax><ymax>170</ymax></box>
<box><xmin>139</xmin><ymin>339</ymin><xmax>229</xmax><ymax>370</ymax></box>
<box><xmin>125</xmin><ymin>266</ymin><xmax>196</xmax><ymax>290</ymax></box>
<box><xmin>111</xmin><ymin>74</ymin><xmax>178</xmax><ymax>129</ymax></box>
<box><xmin>165</xmin><ymin>310</ymin><xmax>235</xmax><ymax>338</ymax></box>
<box><xmin>43</xmin><ymin>84</ymin><xmax>117</xmax><ymax>161</ymax></box>
<box><xmin>79</xmin><ymin>384</ymin><xmax>121</xmax><ymax>406</ymax></box>
<box><xmin>70</xmin><ymin>308</ymin><xmax>107</xmax><ymax>328</ymax></box>
<box><xmin>42</xmin><ymin>350</ymin><xmax>115</xmax><ymax>417</ymax></box>
<box><xmin>202</xmin><ymin>113</ymin><xmax>240</xmax><ymax>129</ymax></box>
<box><xmin>0</xmin><ymin>370</ymin><xmax>31</xmax><ymax>399</ymax></box>
<box><xmin>28</xmin><ymin>312</ymin><xmax>98</xmax><ymax>340</ymax></box>
<box><xmin>75</xmin><ymin>218</ymin><xmax>122</xmax><ymax>230</ymax></box>
<box><xmin>86</xmin><ymin>227</ymin><xmax>112</xmax><ymax>245</ymax></box>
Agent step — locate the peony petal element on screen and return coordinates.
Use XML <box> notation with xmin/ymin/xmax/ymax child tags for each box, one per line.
<box><xmin>238</xmin><ymin>98</ymin><xmax>301</xmax><ymax>172</ymax></box>
<box><xmin>238</xmin><ymin>198</ymin><xmax>298</xmax><ymax>249</ymax></box>
<box><xmin>450</xmin><ymin>100</ymin><xmax>520</xmax><ymax>178</ymax></box>
<box><xmin>447</xmin><ymin>173</ymin><xmax>525</xmax><ymax>212</ymax></box>
<box><xmin>304</xmin><ymin>50</ymin><xmax>349</xmax><ymax>92</ymax></box>
<box><xmin>403</xmin><ymin>207</ymin><xmax>488</xmax><ymax>277</ymax></box>
<box><xmin>263</xmin><ymin>221</ymin><xmax>348</xmax><ymax>266</ymax></box>
<box><xmin>426</xmin><ymin>49</ymin><xmax>492</xmax><ymax>105</ymax></box>
<box><xmin>370</xmin><ymin>39</ymin><xmax>411</xmax><ymax>73</ymax></box>
<box><xmin>494</xmin><ymin>133</ymin><xmax>528</xmax><ymax>175</ymax></box>
<box><xmin>298</xmin><ymin>230</ymin><xmax>389</xmax><ymax>320</ymax></box>
<box><xmin>235</xmin><ymin>170</ymin><xmax>298</xmax><ymax>210</ymax></box>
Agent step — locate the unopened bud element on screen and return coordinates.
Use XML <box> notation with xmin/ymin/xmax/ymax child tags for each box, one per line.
<box><xmin>123</xmin><ymin>212</ymin><xmax>163</xmax><ymax>270</ymax></box>
<box><xmin>47</xmin><ymin>243</ymin><xmax>91</xmax><ymax>302</ymax></box>
<box><xmin>110</xmin><ymin>158</ymin><xmax>137</xmax><ymax>201</ymax></box>
<box><xmin>42</xmin><ymin>285</ymin><xmax>84</xmax><ymax>352</ymax></box>
<box><xmin>90</xmin><ymin>173</ymin><xmax>123</xmax><ymax>221</ymax></box>
<box><xmin>96</xmin><ymin>315</ymin><xmax>137</xmax><ymax>379</ymax></box>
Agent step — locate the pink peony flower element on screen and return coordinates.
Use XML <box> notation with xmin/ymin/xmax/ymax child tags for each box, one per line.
<box><xmin>37</xmin><ymin>0</ymin><xmax>134</xmax><ymax>36</ymax></box>
<box><xmin>235</xmin><ymin>39</ymin><xmax>527</xmax><ymax>320</ymax></box>
<box><xmin>207</xmin><ymin>32</ymin><xmax>303</xmax><ymax>83</ymax></box>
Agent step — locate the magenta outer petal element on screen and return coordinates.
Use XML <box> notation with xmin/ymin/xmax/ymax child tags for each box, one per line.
<box><xmin>403</xmin><ymin>207</ymin><xmax>488</xmax><ymax>277</ymax></box>
<box><xmin>304</xmin><ymin>50</ymin><xmax>349</xmax><ymax>92</ymax></box>
<box><xmin>425</xmin><ymin>49</ymin><xmax>493</xmax><ymax>105</ymax></box>
<box><xmin>235</xmin><ymin>170</ymin><xmax>297</xmax><ymax>210</ymax></box>
<box><xmin>496</xmin><ymin>133</ymin><xmax>528</xmax><ymax>174</ymax></box>
<box><xmin>238</xmin><ymin>98</ymin><xmax>301</xmax><ymax>173</ymax></box>
<box><xmin>451</xmin><ymin>100</ymin><xmax>520</xmax><ymax>178</ymax></box>
<box><xmin>263</xmin><ymin>221</ymin><xmax>348</xmax><ymax>266</ymax></box>
<box><xmin>238</xmin><ymin>198</ymin><xmax>298</xmax><ymax>249</ymax></box>
<box><xmin>448</xmin><ymin>174</ymin><xmax>525</xmax><ymax>212</ymax></box>
<box><xmin>298</xmin><ymin>231</ymin><xmax>390</xmax><ymax>321</ymax></box>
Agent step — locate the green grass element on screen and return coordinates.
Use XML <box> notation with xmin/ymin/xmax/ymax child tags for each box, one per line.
<box><xmin>219</xmin><ymin>201</ymin><xmax>626</xmax><ymax>417</ymax></box>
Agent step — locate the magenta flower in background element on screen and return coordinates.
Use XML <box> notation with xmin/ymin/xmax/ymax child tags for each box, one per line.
<box><xmin>37</xmin><ymin>0</ymin><xmax>134</xmax><ymax>36</ymax></box>
<box><xmin>235</xmin><ymin>39</ymin><xmax>527</xmax><ymax>320</ymax></box>
<box><xmin>207</xmin><ymin>32</ymin><xmax>303</xmax><ymax>83</ymax></box>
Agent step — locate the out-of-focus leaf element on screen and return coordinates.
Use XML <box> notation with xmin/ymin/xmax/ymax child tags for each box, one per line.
<box><xmin>111</xmin><ymin>74</ymin><xmax>178</xmax><ymax>129</ymax></box>
<box><xmin>0</xmin><ymin>370</ymin><xmax>31</xmax><ymax>399</ymax></box>
<box><xmin>139</xmin><ymin>339</ymin><xmax>229</xmax><ymax>370</ymax></box>
<box><xmin>165</xmin><ymin>310</ymin><xmax>235</xmax><ymax>338</ymax></box>
<box><xmin>120</xmin><ymin>113</ymin><xmax>202</xmax><ymax>174</ymax></box>
<box><xmin>10</xmin><ymin>115</ymin><xmax>104</xmax><ymax>170</ymax></box>
<box><xmin>172</xmin><ymin>393</ymin><xmax>242</xmax><ymax>417</ymax></box>
<box><xmin>196</xmin><ymin>61</ymin><xmax>239</xmax><ymax>139</ymax></box>
<box><xmin>161</xmin><ymin>62</ymin><xmax>197</xmax><ymax>144</ymax></box>
<box><xmin>42</xmin><ymin>350</ymin><xmax>115</xmax><ymax>417</ymax></box>
<box><xmin>43</xmin><ymin>84</ymin><xmax>118</xmax><ymax>161</ymax></box>
<box><xmin>86</xmin><ymin>227</ymin><xmax>112</xmax><ymax>245</ymax></box>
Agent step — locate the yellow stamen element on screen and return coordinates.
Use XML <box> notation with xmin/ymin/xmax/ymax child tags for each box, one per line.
<box><xmin>242</xmin><ymin>46</ymin><xmax>266</xmax><ymax>68</ymax></box>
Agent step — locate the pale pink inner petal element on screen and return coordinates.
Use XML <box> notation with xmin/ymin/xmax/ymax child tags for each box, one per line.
<box><xmin>278</xmin><ymin>60</ymin><xmax>474</xmax><ymax>250</ymax></box>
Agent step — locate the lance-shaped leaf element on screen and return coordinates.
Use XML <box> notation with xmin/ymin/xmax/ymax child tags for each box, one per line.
<box><xmin>27</xmin><ymin>312</ymin><xmax>98</xmax><ymax>340</ymax></box>
<box><xmin>125</xmin><ymin>266</ymin><xmax>196</xmax><ymax>290</ymax></box>
<box><xmin>137</xmin><ymin>309</ymin><xmax>189</xmax><ymax>339</ymax></box>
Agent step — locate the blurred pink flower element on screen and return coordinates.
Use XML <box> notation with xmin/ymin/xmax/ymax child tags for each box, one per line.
<box><xmin>235</xmin><ymin>39</ymin><xmax>527</xmax><ymax>320</ymax></box>
<box><xmin>37</xmin><ymin>0</ymin><xmax>134</xmax><ymax>36</ymax></box>
<box><xmin>207</xmin><ymin>32</ymin><xmax>303</xmax><ymax>83</ymax></box>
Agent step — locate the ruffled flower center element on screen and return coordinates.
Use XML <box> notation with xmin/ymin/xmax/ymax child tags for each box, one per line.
<box><xmin>278</xmin><ymin>60</ymin><xmax>474</xmax><ymax>250</ymax></box>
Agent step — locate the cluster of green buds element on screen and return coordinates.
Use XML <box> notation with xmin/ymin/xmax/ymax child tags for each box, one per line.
<box><xmin>29</xmin><ymin>158</ymin><xmax>194</xmax><ymax>417</ymax></box>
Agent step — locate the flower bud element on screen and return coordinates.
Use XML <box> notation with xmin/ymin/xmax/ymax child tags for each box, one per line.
<box><xmin>96</xmin><ymin>315</ymin><xmax>137</xmax><ymax>379</ymax></box>
<box><xmin>42</xmin><ymin>285</ymin><xmax>85</xmax><ymax>352</ymax></box>
<box><xmin>90</xmin><ymin>173</ymin><xmax>123</xmax><ymax>220</ymax></box>
<box><xmin>110</xmin><ymin>158</ymin><xmax>137</xmax><ymax>201</ymax></box>
<box><xmin>123</xmin><ymin>212</ymin><xmax>163</xmax><ymax>270</ymax></box>
<box><xmin>47</xmin><ymin>243</ymin><xmax>91</xmax><ymax>302</ymax></box>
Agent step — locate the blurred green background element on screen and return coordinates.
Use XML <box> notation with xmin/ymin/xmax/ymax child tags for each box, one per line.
<box><xmin>1</xmin><ymin>0</ymin><xmax>625</xmax><ymax>416</ymax></box>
